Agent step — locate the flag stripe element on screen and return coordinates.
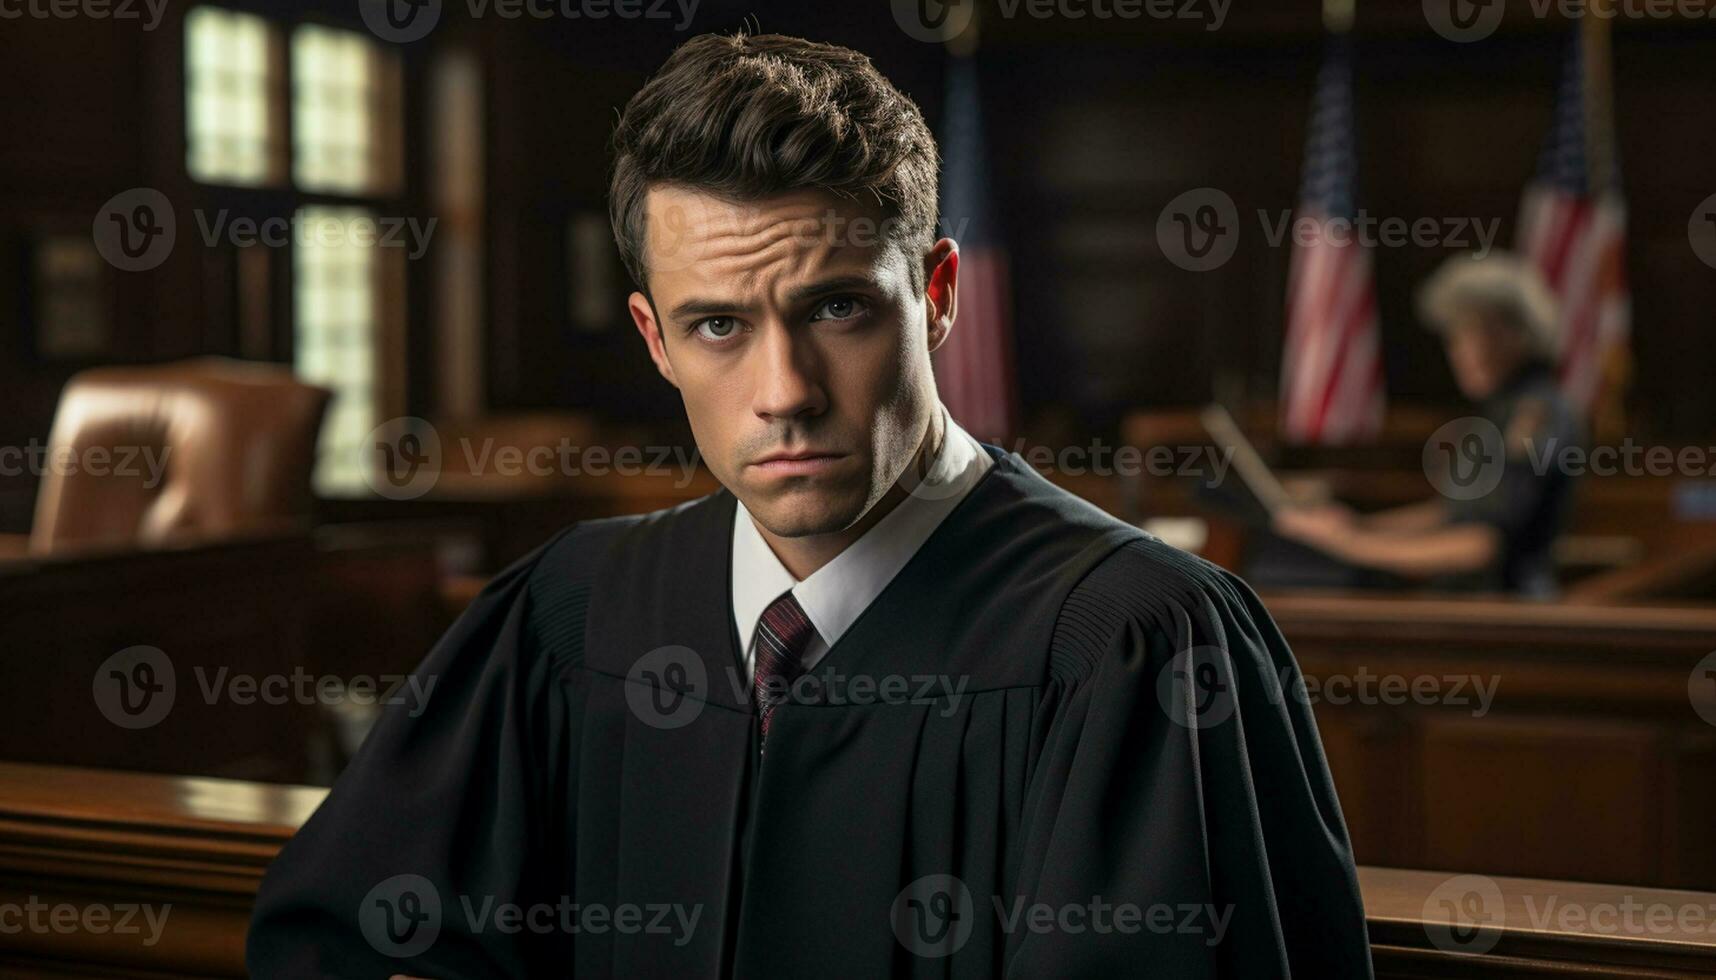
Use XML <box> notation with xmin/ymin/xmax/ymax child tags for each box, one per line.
<box><xmin>1281</xmin><ymin>33</ymin><xmax>1385</xmax><ymax>446</ymax></box>
<box><xmin>1518</xmin><ymin>28</ymin><xmax>1630</xmax><ymax>417</ymax></box>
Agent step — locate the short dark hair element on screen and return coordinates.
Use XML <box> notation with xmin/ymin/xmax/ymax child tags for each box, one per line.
<box><xmin>608</xmin><ymin>32</ymin><xmax>940</xmax><ymax>291</ymax></box>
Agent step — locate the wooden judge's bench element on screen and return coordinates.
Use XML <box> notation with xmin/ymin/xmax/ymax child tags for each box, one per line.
<box><xmin>0</xmin><ymin>762</ymin><xmax>1713</xmax><ymax>978</ymax></box>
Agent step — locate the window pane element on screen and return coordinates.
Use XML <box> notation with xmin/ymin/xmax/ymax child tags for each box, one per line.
<box><xmin>185</xmin><ymin>7</ymin><xmax>279</xmax><ymax>185</ymax></box>
<box><xmin>292</xmin><ymin>25</ymin><xmax>398</xmax><ymax>194</ymax></box>
<box><xmin>295</xmin><ymin>206</ymin><xmax>379</xmax><ymax>495</ymax></box>
<box><xmin>34</xmin><ymin>235</ymin><xmax>111</xmax><ymax>358</ymax></box>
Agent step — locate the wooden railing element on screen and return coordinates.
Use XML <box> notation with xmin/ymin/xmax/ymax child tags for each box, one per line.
<box><xmin>1265</xmin><ymin>592</ymin><xmax>1716</xmax><ymax>891</ymax></box>
<box><xmin>1</xmin><ymin>763</ymin><xmax>1714</xmax><ymax>977</ymax></box>
<box><xmin>0</xmin><ymin>763</ymin><xmax>318</xmax><ymax>978</ymax></box>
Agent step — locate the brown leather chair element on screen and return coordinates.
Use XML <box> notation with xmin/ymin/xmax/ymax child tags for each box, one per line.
<box><xmin>19</xmin><ymin>357</ymin><xmax>331</xmax><ymax>555</ymax></box>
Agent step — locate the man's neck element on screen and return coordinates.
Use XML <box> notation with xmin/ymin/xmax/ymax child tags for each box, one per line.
<box><xmin>757</xmin><ymin>408</ymin><xmax>946</xmax><ymax>581</ymax></box>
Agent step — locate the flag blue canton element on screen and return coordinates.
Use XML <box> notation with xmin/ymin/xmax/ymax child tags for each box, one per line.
<box><xmin>1299</xmin><ymin>34</ymin><xmax>1359</xmax><ymax>220</ymax></box>
<box><xmin>1536</xmin><ymin>28</ymin><xmax>1622</xmax><ymax>196</ymax></box>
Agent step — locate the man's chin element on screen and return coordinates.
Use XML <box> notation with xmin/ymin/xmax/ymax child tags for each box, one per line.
<box><xmin>740</xmin><ymin>482</ymin><xmax>870</xmax><ymax>539</ymax></box>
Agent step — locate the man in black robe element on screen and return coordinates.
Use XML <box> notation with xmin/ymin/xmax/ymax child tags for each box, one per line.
<box><xmin>249</xmin><ymin>32</ymin><xmax>1373</xmax><ymax>979</ymax></box>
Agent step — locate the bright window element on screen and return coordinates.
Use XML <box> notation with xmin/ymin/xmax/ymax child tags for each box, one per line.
<box><xmin>294</xmin><ymin>206</ymin><xmax>379</xmax><ymax>494</ymax></box>
<box><xmin>292</xmin><ymin>25</ymin><xmax>398</xmax><ymax>195</ymax></box>
<box><xmin>185</xmin><ymin>7</ymin><xmax>280</xmax><ymax>185</ymax></box>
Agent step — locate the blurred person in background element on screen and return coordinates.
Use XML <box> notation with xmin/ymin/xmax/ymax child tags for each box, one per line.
<box><xmin>1274</xmin><ymin>253</ymin><xmax>1583</xmax><ymax>597</ymax></box>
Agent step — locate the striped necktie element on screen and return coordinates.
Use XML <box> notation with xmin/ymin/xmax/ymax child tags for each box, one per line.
<box><xmin>753</xmin><ymin>591</ymin><xmax>815</xmax><ymax>747</ymax></box>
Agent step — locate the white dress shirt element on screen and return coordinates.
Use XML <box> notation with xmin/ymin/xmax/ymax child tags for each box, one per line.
<box><xmin>730</xmin><ymin>406</ymin><xmax>994</xmax><ymax>682</ymax></box>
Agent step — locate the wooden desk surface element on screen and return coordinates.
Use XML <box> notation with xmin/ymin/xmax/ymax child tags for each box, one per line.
<box><xmin>1362</xmin><ymin>865</ymin><xmax>1716</xmax><ymax>950</ymax></box>
<box><xmin>0</xmin><ymin>762</ymin><xmax>322</xmax><ymax>840</ymax></box>
<box><xmin>3</xmin><ymin>763</ymin><xmax>1716</xmax><ymax>976</ymax></box>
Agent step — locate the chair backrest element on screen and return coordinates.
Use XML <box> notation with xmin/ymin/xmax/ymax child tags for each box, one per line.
<box><xmin>29</xmin><ymin>357</ymin><xmax>332</xmax><ymax>555</ymax></box>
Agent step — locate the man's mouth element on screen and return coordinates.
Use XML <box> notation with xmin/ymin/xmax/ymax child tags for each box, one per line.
<box><xmin>748</xmin><ymin>450</ymin><xmax>849</xmax><ymax>476</ymax></box>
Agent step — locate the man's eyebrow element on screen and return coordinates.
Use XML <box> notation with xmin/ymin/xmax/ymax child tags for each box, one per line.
<box><xmin>667</xmin><ymin>296</ymin><xmax>747</xmax><ymax>321</ymax></box>
<box><xmin>785</xmin><ymin>275</ymin><xmax>884</xmax><ymax>305</ymax></box>
<box><xmin>666</xmin><ymin>275</ymin><xmax>885</xmax><ymax>321</ymax></box>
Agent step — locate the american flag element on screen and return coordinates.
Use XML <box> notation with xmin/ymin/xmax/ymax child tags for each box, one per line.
<box><xmin>1280</xmin><ymin>32</ymin><xmax>1385</xmax><ymax>445</ymax></box>
<box><xmin>1517</xmin><ymin>23</ymin><xmax>1630</xmax><ymax>417</ymax></box>
<box><xmin>933</xmin><ymin>52</ymin><xmax>1018</xmax><ymax>444</ymax></box>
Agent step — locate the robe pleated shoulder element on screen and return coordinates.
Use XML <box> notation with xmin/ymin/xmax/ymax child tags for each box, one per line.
<box><xmin>1010</xmin><ymin>536</ymin><xmax>1373</xmax><ymax>978</ymax></box>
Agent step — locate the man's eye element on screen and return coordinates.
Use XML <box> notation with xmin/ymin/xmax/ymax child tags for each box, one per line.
<box><xmin>693</xmin><ymin>317</ymin><xmax>739</xmax><ymax>342</ymax></box>
<box><xmin>810</xmin><ymin>297</ymin><xmax>867</xmax><ymax>322</ymax></box>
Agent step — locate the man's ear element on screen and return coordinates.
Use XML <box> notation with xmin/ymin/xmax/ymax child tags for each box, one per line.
<box><xmin>629</xmin><ymin>290</ymin><xmax>679</xmax><ymax>388</ymax></box>
<box><xmin>923</xmin><ymin>239</ymin><xmax>959</xmax><ymax>354</ymax></box>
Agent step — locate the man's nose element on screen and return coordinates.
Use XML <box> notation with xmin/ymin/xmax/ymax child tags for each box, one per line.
<box><xmin>750</xmin><ymin>325</ymin><xmax>827</xmax><ymax>422</ymax></box>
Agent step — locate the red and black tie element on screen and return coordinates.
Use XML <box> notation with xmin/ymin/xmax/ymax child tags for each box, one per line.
<box><xmin>753</xmin><ymin>591</ymin><xmax>815</xmax><ymax>747</ymax></box>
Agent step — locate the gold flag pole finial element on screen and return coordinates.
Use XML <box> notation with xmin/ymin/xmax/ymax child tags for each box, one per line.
<box><xmin>1324</xmin><ymin>0</ymin><xmax>1355</xmax><ymax>34</ymax></box>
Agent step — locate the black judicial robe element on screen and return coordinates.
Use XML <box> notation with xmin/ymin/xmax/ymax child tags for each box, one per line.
<box><xmin>248</xmin><ymin>446</ymin><xmax>1372</xmax><ymax>979</ymax></box>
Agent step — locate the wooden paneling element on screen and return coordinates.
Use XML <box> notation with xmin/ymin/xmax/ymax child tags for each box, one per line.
<box><xmin>1272</xmin><ymin>592</ymin><xmax>1716</xmax><ymax>889</ymax></box>
<box><xmin>1416</xmin><ymin>714</ymin><xmax>1660</xmax><ymax>884</ymax></box>
<box><xmin>0</xmin><ymin>528</ymin><xmax>444</xmax><ymax>784</ymax></box>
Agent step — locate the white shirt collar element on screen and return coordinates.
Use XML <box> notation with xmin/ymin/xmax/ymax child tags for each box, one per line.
<box><xmin>731</xmin><ymin>406</ymin><xmax>994</xmax><ymax>668</ymax></box>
